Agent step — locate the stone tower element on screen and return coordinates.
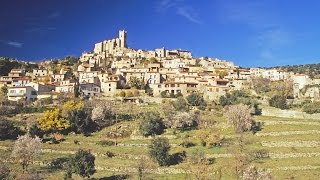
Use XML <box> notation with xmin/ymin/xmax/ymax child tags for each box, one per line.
<box><xmin>119</xmin><ymin>30</ymin><xmax>127</xmax><ymax>48</ymax></box>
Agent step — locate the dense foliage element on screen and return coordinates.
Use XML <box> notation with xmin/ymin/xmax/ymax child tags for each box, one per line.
<box><xmin>302</xmin><ymin>101</ymin><xmax>320</xmax><ymax>114</ymax></box>
<box><xmin>0</xmin><ymin>117</ymin><xmax>23</xmax><ymax>140</ymax></box>
<box><xmin>66</xmin><ymin>149</ymin><xmax>96</xmax><ymax>178</ymax></box>
<box><xmin>149</xmin><ymin>137</ymin><xmax>171</xmax><ymax>166</ymax></box>
<box><xmin>269</xmin><ymin>95</ymin><xmax>288</xmax><ymax>109</ymax></box>
<box><xmin>186</xmin><ymin>93</ymin><xmax>207</xmax><ymax>110</ymax></box>
<box><xmin>271</xmin><ymin>63</ymin><xmax>320</xmax><ymax>78</ymax></box>
<box><xmin>219</xmin><ymin>90</ymin><xmax>258</xmax><ymax>110</ymax></box>
<box><xmin>0</xmin><ymin>57</ymin><xmax>38</xmax><ymax>76</ymax></box>
<box><xmin>139</xmin><ymin>111</ymin><xmax>165</xmax><ymax>136</ymax></box>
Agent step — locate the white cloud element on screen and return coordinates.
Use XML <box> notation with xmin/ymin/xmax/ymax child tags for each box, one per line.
<box><xmin>176</xmin><ymin>6</ymin><xmax>202</xmax><ymax>24</ymax></box>
<box><xmin>0</xmin><ymin>40</ymin><xmax>23</xmax><ymax>48</ymax></box>
<box><xmin>156</xmin><ymin>0</ymin><xmax>203</xmax><ymax>24</ymax></box>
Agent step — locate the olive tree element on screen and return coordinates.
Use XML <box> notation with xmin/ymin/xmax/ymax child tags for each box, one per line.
<box><xmin>148</xmin><ymin>137</ymin><xmax>171</xmax><ymax>166</ymax></box>
<box><xmin>139</xmin><ymin>112</ymin><xmax>165</xmax><ymax>137</ymax></box>
<box><xmin>66</xmin><ymin>149</ymin><xmax>96</xmax><ymax>179</ymax></box>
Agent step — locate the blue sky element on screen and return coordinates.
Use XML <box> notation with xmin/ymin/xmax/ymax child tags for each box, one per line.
<box><xmin>0</xmin><ymin>0</ymin><xmax>320</xmax><ymax>67</ymax></box>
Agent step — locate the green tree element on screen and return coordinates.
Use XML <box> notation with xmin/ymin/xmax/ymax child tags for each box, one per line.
<box><xmin>173</xmin><ymin>96</ymin><xmax>189</xmax><ymax>112</ymax></box>
<box><xmin>0</xmin><ymin>117</ymin><xmax>22</xmax><ymax>140</ymax></box>
<box><xmin>149</xmin><ymin>137</ymin><xmax>171</xmax><ymax>166</ymax></box>
<box><xmin>67</xmin><ymin>149</ymin><xmax>96</xmax><ymax>178</ymax></box>
<box><xmin>128</xmin><ymin>76</ymin><xmax>145</xmax><ymax>89</ymax></box>
<box><xmin>302</xmin><ymin>101</ymin><xmax>320</xmax><ymax>114</ymax></box>
<box><xmin>186</xmin><ymin>93</ymin><xmax>207</xmax><ymax>110</ymax></box>
<box><xmin>269</xmin><ymin>95</ymin><xmax>288</xmax><ymax>109</ymax></box>
<box><xmin>139</xmin><ymin>112</ymin><xmax>164</xmax><ymax>137</ymax></box>
<box><xmin>68</xmin><ymin>107</ymin><xmax>96</xmax><ymax>135</ymax></box>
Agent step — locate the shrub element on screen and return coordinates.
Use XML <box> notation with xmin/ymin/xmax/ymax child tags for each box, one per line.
<box><xmin>303</xmin><ymin>101</ymin><xmax>320</xmax><ymax>114</ymax></box>
<box><xmin>269</xmin><ymin>95</ymin><xmax>288</xmax><ymax>109</ymax></box>
<box><xmin>125</xmin><ymin>90</ymin><xmax>133</xmax><ymax>97</ymax></box>
<box><xmin>47</xmin><ymin>157</ymin><xmax>70</xmax><ymax>171</ymax></box>
<box><xmin>166</xmin><ymin>112</ymin><xmax>198</xmax><ymax>130</ymax></box>
<box><xmin>96</xmin><ymin>140</ymin><xmax>115</xmax><ymax>146</ymax></box>
<box><xmin>119</xmin><ymin>91</ymin><xmax>126</xmax><ymax>97</ymax></box>
<box><xmin>180</xmin><ymin>141</ymin><xmax>196</xmax><ymax>148</ymax></box>
<box><xmin>139</xmin><ymin>112</ymin><xmax>165</xmax><ymax>137</ymax></box>
<box><xmin>160</xmin><ymin>91</ymin><xmax>168</xmax><ymax>98</ymax></box>
<box><xmin>29</xmin><ymin>124</ymin><xmax>45</xmax><ymax>138</ymax></box>
<box><xmin>186</xmin><ymin>93</ymin><xmax>207</xmax><ymax>109</ymax></box>
<box><xmin>0</xmin><ymin>117</ymin><xmax>23</xmax><ymax>140</ymax></box>
<box><xmin>0</xmin><ymin>164</ymin><xmax>10</xmax><ymax>180</ymax></box>
<box><xmin>105</xmin><ymin>151</ymin><xmax>115</xmax><ymax>158</ymax></box>
<box><xmin>149</xmin><ymin>137</ymin><xmax>171</xmax><ymax>166</ymax></box>
<box><xmin>132</xmin><ymin>89</ymin><xmax>140</xmax><ymax>96</ymax></box>
<box><xmin>68</xmin><ymin>149</ymin><xmax>96</xmax><ymax>178</ymax></box>
<box><xmin>173</xmin><ymin>97</ymin><xmax>189</xmax><ymax>112</ymax></box>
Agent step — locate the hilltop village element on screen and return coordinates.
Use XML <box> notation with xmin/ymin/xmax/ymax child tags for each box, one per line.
<box><xmin>0</xmin><ymin>30</ymin><xmax>319</xmax><ymax>102</ymax></box>
<box><xmin>1</xmin><ymin>30</ymin><xmax>320</xmax><ymax>180</ymax></box>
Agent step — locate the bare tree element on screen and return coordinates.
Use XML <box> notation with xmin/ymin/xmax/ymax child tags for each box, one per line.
<box><xmin>225</xmin><ymin>104</ymin><xmax>254</xmax><ymax>133</ymax></box>
<box><xmin>225</xmin><ymin>104</ymin><xmax>254</xmax><ymax>178</ymax></box>
<box><xmin>11</xmin><ymin>134</ymin><xmax>42</xmax><ymax>172</ymax></box>
<box><xmin>91</xmin><ymin>101</ymin><xmax>113</xmax><ymax>127</ymax></box>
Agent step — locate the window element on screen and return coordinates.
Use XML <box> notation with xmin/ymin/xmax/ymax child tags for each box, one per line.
<box><xmin>109</xmin><ymin>88</ymin><xmax>111</xmax><ymax>91</ymax></box>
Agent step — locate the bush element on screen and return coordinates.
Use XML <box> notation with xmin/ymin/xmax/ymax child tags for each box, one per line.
<box><xmin>0</xmin><ymin>117</ymin><xmax>23</xmax><ymax>140</ymax></box>
<box><xmin>303</xmin><ymin>101</ymin><xmax>320</xmax><ymax>114</ymax></box>
<box><xmin>125</xmin><ymin>90</ymin><xmax>133</xmax><ymax>97</ymax></box>
<box><xmin>0</xmin><ymin>164</ymin><xmax>10</xmax><ymax>180</ymax></box>
<box><xmin>29</xmin><ymin>124</ymin><xmax>45</xmax><ymax>138</ymax></box>
<box><xmin>105</xmin><ymin>151</ymin><xmax>115</xmax><ymax>158</ymax></box>
<box><xmin>180</xmin><ymin>141</ymin><xmax>196</xmax><ymax>148</ymax></box>
<box><xmin>269</xmin><ymin>95</ymin><xmax>288</xmax><ymax>109</ymax></box>
<box><xmin>186</xmin><ymin>93</ymin><xmax>207</xmax><ymax>109</ymax></box>
<box><xmin>139</xmin><ymin>112</ymin><xmax>165</xmax><ymax>137</ymax></box>
<box><xmin>47</xmin><ymin>157</ymin><xmax>70</xmax><ymax>171</ymax></box>
<box><xmin>160</xmin><ymin>91</ymin><xmax>168</xmax><ymax>98</ymax></box>
<box><xmin>173</xmin><ymin>97</ymin><xmax>189</xmax><ymax>112</ymax></box>
<box><xmin>149</xmin><ymin>137</ymin><xmax>171</xmax><ymax>166</ymax></box>
<box><xmin>119</xmin><ymin>91</ymin><xmax>126</xmax><ymax>97</ymax></box>
<box><xmin>96</xmin><ymin>140</ymin><xmax>115</xmax><ymax>146</ymax></box>
<box><xmin>68</xmin><ymin>149</ymin><xmax>96</xmax><ymax>178</ymax></box>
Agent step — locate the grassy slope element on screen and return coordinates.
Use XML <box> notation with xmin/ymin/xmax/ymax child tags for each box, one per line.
<box><xmin>1</xmin><ymin>107</ymin><xmax>320</xmax><ymax>179</ymax></box>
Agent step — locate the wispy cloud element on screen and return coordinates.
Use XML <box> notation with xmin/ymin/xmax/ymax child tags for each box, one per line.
<box><xmin>177</xmin><ymin>6</ymin><xmax>202</xmax><ymax>24</ymax></box>
<box><xmin>0</xmin><ymin>40</ymin><xmax>23</xmax><ymax>48</ymax></box>
<box><xmin>156</xmin><ymin>0</ymin><xmax>176</xmax><ymax>13</ymax></box>
<box><xmin>218</xmin><ymin>1</ymin><xmax>292</xmax><ymax>61</ymax></box>
<box><xmin>25</xmin><ymin>11</ymin><xmax>60</xmax><ymax>33</ymax></box>
<box><xmin>156</xmin><ymin>0</ymin><xmax>203</xmax><ymax>24</ymax></box>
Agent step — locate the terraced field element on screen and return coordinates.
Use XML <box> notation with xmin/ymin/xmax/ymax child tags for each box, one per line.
<box><xmin>1</xmin><ymin>113</ymin><xmax>320</xmax><ymax>179</ymax></box>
